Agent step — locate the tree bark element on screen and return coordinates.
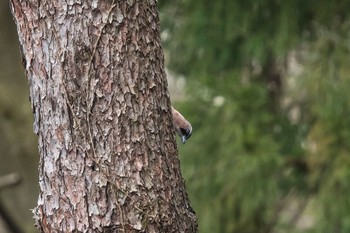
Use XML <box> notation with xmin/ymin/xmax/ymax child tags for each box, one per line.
<box><xmin>10</xmin><ymin>0</ymin><xmax>197</xmax><ymax>232</ymax></box>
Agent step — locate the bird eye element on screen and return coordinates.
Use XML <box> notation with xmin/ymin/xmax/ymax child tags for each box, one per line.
<box><xmin>180</xmin><ymin>128</ymin><xmax>187</xmax><ymax>135</ymax></box>
<box><xmin>180</xmin><ymin>128</ymin><xmax>192</xmax><ymax>140</ymax></box>
<box><xmin>185</xmin><ymin>130</ymin><xmax>192</xmax><ymax>140</ymax></box>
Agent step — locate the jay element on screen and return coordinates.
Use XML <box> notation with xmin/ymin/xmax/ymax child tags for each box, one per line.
<box><xmin>171</xmin><ymin>106</ymin><xmax>192</xmax><ymax>144</ymax></box>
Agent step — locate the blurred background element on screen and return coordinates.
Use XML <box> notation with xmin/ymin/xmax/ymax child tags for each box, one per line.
<box><xmin>0</xmin><ymin>1</ymin><xmax>39</xmax><ymax>233</ymax></box>
<box><xmin>2</xmin><ymin>0</ymin><xmax>350</xmax><ymax>232</ymax></box>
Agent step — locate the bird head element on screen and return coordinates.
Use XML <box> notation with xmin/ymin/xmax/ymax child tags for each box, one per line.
<box><xmin>180</xmin><ymin>127</ymin><xmax>192</xmax><ymax>144</ymax></box>
<box><xmin>172</xmin><ymin>106</ymin><xmax>192</xmax><ymax>144</ymax></box>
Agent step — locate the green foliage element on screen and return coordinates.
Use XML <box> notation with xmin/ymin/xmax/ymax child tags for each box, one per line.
<box><xmin>178</xmin><ymin>100</ymin><xmax>280</xmax><ymax>233</ymax></box>
<box><xmin>296</xmin><ymin>21</ymin><xmax>350</xmax><ymax>232</ymax></box>
<box><xmin>161</xmin><ymin>0</ymin><xmax>350</xmax><ymax>232</ymax></box>
<box><xmin>161</xmin><ymin>0</ymin><xmax>312</xmax><ymax>79</ymax></box>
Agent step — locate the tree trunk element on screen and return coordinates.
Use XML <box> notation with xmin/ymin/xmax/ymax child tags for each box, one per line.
<box><xmin>10</xmin><ymin>0</ymin><xmax>197</xmax><ymax>232</ymax></box>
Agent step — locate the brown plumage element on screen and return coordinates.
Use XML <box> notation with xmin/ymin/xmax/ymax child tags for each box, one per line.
<box><xmin>171</xmin><ymin>106</ymin><xmax>192</xmax><ymax>144</ymax></box>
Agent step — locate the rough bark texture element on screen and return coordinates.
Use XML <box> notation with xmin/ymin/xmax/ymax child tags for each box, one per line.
<box><xmin>10</xmin><ymin>0</ymin><xmax>197</xmax><ymax>232</ymax></box>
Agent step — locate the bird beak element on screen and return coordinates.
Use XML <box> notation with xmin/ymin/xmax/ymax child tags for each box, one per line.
<box><xmin>181</xmin><ymin>135</ymin><xmax>187</xmax><ymax>144</ymax></box>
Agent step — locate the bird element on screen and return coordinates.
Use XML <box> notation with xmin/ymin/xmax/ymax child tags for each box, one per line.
<box><xmin>171</xmin><ymin>106</ymin><xmax>192</xmax><ymax>144</ymax></box>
